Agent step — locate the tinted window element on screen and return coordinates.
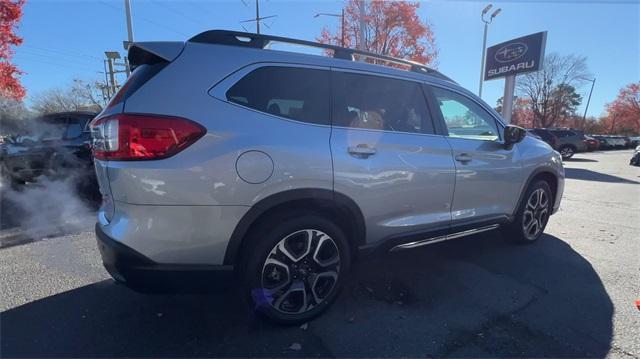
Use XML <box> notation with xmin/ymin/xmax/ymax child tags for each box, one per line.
<box><xmin>431</xmin><ymin>87</ymin><xmax>499</xmax><ymax>141</ymax></box>
<box><xmin>332</xmin><ymin>72</ymin><xmax>433</xmax><ymax>134</ymax></box>
<box><xmin>65</xmin><ymin>120</ymin><xmax>83</xmax><ymax>139</ymax></box>
<box><xmin>532</xmin><ymin>129</ymin><xmax>553</xmax><ymax>140</ymax></box>
<box><xmin>226</xmin><ymin>66</ymin><xmax>330</xmax><ymax>125</ymax></box>
<box><xmin>552</xmin><ymin>130</ymin><xmax>576</xmax><ymax>138</ymax></box>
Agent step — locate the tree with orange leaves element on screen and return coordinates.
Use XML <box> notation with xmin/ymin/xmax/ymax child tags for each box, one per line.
<box><xmin>0</xmin><ymin>0</ymin><xmax>26</xmax><ymax>100</ymax></box>
<box><xmin>318</xmin><ymin>0</ymin><xmax>438</xmax><ymax>66</ymax></box>
<box><xmin>601</xmin><ymin>82</ymin><xmax>640</xmax><ymax>135</ymax></box>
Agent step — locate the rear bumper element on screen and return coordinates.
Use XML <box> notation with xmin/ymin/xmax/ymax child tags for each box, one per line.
<box><xmin>95</xmin><ymin>224</ymin><xmax>234</xmax><ymax>293</ymax></box>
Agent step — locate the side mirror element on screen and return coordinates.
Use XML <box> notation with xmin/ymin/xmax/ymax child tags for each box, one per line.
<box><xmin>504</xmin><ymin>125</ymin><xmax>527</xmax><ymax>149</ymax></box>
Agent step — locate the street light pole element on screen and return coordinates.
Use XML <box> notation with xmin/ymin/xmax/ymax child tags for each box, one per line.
<box><xmin>314</xmin><ymin>11</ymin><xmax>346</xmax><ymax>47</ymax></box>
<box><xmin>478</xmin><ymin>4</ymin><xmax>501</xmax><ymax>98</ymax></box>
<box><xmin>582</xmin><ymin>78</ymin><xmax>596</xmax><ymax>121</ymax></box>
<box><xmin>479</xmin><ymin>21</ymin><xmax>488</xmax><ymax>97</ymax></box>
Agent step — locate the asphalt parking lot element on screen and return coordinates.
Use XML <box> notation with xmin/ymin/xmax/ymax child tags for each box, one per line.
<box><xmin>1</xmin><ymin>149</ymin><xmax>638</xmax><ymax>358</ymax></box>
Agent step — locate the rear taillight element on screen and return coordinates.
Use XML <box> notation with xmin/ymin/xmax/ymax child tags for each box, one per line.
<box><xmin>90</xmin><ymin>114</ymin><xmax>206</xmax><ymax>161</ymax></box>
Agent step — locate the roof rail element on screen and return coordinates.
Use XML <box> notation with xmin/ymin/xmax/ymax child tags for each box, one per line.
<box><xmin>189</xmin><ymin>30</ymin><xmax>454</xmax><ymax>83</ymax></box>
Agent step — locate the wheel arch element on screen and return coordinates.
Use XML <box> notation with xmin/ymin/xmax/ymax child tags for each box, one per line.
<box><xmin>223</xmin><ymin>188</ymin><xmax>366</xmax><ymax>266</ymax></box>
<box><xmin>513</xmin><ymin>168</ymin><xmax>559</xmax><ymax>217</ymax></box>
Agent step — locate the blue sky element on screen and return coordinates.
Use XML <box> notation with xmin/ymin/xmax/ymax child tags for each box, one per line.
<box><xmin>13</xmin><ymin>0</ymin><xmax>640</xmax><ymax>117</ymax></box>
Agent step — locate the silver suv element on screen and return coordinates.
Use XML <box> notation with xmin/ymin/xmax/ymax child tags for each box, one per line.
<box><xmin>91</xmin><ymin>30</ymin><xmax>565</xmax><ymax>323</ymax></box>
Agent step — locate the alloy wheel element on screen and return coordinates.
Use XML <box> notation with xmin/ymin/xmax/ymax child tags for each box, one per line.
<box><xmin>522</xmin><ymin>188</ymin><xmax>549</xmax><ymax>240</ymax></box>
<box><xmin>260</xmin><ymin>229</ymin><xmax>340</xmax><ymax>314</ymax></box>
<box><xmin>560</xmin><ymin>147</ymin><xmax>574</xmax><ymax>158</ymax></box>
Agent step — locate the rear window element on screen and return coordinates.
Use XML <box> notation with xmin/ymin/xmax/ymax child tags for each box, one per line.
<box><xmin>551</xmin><ymin>130</ymin><xmax>575</xmax><ymax>138</ymax></box>
<box><xmin>65</xmin><ymin>121</ymin><xmax>83</xmax><ymax>139</ymax></box>
<box><xmin>104</xmin><ymin>62</ymin><xmax>168</xmax><ymax>110</ymax></box>
<box><xmin>226</xmin><ymin>66</ymin><xmax>330</xmax><ymax>125</ymax></box>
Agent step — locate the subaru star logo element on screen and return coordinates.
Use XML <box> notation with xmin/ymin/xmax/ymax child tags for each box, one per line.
<box><xmin>495</xmin><ymin>42</ymin><xmax>528</xmax><ymax>63</ymax></box>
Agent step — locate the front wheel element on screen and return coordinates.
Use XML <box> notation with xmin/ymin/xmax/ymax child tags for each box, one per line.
<box><xmin>559</xmin><ymin>145</ymin><xmax>575</xmax><ymax>159</ymax></box>
<box><xmin>242</xmin><ymin>212</ymin><xmax>350</xmax><ymax>324</ymax></box>
<box><xmin>505</xmin><ymin>180</ymin><xmax>552</xmax><ymax>243</ymax></box>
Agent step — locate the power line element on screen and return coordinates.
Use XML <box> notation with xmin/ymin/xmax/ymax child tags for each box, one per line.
<box><xmin>155</xmin><ymin>1</ymin><xmax>208</xmax><ymax>28</ymax></box>
<box><xmin>22</xmin><ymin>45</ymin><xmax>102</xmax><ymax>61</ymax></box>
<box><xmin>17</xmin><ymin>56</ymin><xmax>103</xmax><ymax>73</ymax></box>
<box><xmin>19</xmin><ymin>50</ymin><xmax>101</xmax><ymax>67</ymax></box>
<box><xmin>98</xmin><ymin>0</ymin><xmax>189</xmax><ymax>37</ymax></box>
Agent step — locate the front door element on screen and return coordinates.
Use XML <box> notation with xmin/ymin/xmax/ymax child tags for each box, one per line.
<box><xmin>427</xmin><ymin>85</ymin><xmax>524</xmax><ymax>225</ymax></box>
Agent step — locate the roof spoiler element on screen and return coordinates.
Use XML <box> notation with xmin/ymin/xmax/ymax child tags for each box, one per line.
<box><xmin>127</xmin><ymin>42</ymin><xmax>185</xmax><ymax>70</ymax></box>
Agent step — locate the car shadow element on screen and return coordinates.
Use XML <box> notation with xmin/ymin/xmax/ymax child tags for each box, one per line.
<box><xmin>564</xmin><ymin>167</ymin><xmax>639</xmax><ymax>184</ymax></box>
<box><xmin>564</xmin><ymin>157</ymin><xmax>598</xmax><ymax>162</ymax></box>
<box><xmin>1</xmin><ymin>234</ymin><xmax>613</xmax><ymax>357</ymax></box>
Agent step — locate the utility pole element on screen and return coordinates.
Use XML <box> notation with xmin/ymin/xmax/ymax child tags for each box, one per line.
<box><xmin>124</xmin><ymin>0</ymin><xmax>134</xmax><ymax>46</ymax></box>
<box><xmin>104</xmin><ymin>51</ymin><xmax>129</xmax><ymax>99</ymax></box>
<box><xmin>123</xmin><ymin>0</ymin><xmax>134</xmax><ymax>75</ymax></box>
<box><xmin>255</xmin><ymin>0</ymin><xmax>260</xmax><ymax>34</ymax></box>
<box><xmin>106</xmin><ymin>58</ymin><xmax>117</xmax><ymax>96</ymax></box>
<box><xmin>240</xmin><ymin>0</ymin><xmax>276</xmax><ymax>34</ymax></box>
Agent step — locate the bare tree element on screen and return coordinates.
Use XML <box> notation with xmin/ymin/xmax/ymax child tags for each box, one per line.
<box><xmin>0</xmin><ymin>95</ymin><xmax>31</xmax><ymax>135</ymax></box>
<box><xmin>30</xmin><ymin>79</ymin><xmax>108</xmax><ymax>115</ymax></box>
<box><xmin>517</xmin><ymin>53</ymin><xmax>591</xmax><ymax>128</ymax></box>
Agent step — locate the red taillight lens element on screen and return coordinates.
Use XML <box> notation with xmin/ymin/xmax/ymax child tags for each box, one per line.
<box><xmin>90</xmin><ymin>114</ymin><xmax>206</xmax><ymax>161</ymax></box>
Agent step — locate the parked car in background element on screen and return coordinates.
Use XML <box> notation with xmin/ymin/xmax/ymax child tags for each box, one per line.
<box><xmin>545</xmin><ymin>129</ymin><xmax>587</xmax><ymax>159</ymax></box>
<box><xmin>90</xmin><ymin>30</ymin><xmax>565</xmax><ymax>324</ymax></box>
<box><xmin>583</xmin><ymin>135</ymin><xmax>600</xmax><ymax>151</ymax></box>
<box><xmin>0</xmin><ymin>111</ymin><xmax>98</xmax><ymax>198</ymax></box>
<box><xmin>609</xmin><ymin>136</ymin><xmax>628</xmax><ymax>149</ymax></box>
<box><xmin>629</xmin><ymin>136</ymin><xmax>640</xmax><ymax>147</ymax></box>
<box><xmin>528</xmin><ymin>129</ymin><xmax>558</xmax><ymax>150</ymax></box>
<box><xmin>630</xmin><ymin>145</ymin><xmax>640</xmax><ymax>166</ymax></box>
<box><xmin>591</xmin><ymin>135</ymin><xmax>611</xmax><ymax>149</ymax></box>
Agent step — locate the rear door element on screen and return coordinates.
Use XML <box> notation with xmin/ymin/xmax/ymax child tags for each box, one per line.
<box><xmin>426</xmin><ymin>85</ymin><xmax>524</xmax><ymax>225</ymax></box>
<box><xmin>330</xmin><ymin>70</ymin><xmax>456</xmax><ymax>244</ymax></box>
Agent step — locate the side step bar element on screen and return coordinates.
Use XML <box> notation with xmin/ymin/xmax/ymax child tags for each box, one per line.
<box><xmin>390</xmin><ymin>224</ymin><xmax>501</xmax><ymax>252</ymax></box>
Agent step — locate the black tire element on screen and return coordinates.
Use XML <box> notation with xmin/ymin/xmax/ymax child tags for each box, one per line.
<box><xmin>505</xmin><ymin>180</ymin><xmax>552</xmax><ymax>244</ymax></box>
<box><xmin>241</xmin><ymin>211</ymin><xmax>351</xmax><ymax>324</ymax></box>
<box><xmin>559</xmin><ymin>145</ymin><xmax>575</xmax><ymax>159</ymax></box>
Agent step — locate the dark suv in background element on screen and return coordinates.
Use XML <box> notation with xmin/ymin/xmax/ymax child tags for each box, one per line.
<box><xmin>529</xmin><ymin>128</ymin><xmax>587</xmax><ymax>159</ymax></box>
<box><xmin>1</xmin><ymin>111</ymin><xmax>98</xmax><ymax>196</ymax></box>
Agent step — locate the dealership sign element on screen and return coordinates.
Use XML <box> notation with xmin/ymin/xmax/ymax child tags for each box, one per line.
<box><xmin>484</xmin><ymin>31</ymin><xmax>547</xmax><ymax>80</ymax></box>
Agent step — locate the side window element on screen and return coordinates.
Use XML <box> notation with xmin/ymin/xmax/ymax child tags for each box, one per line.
<box><xmin>332</xmin><ymin>71</ymin><xmax>434</xmax><ymax>134</ymax></box>
<box><xmin>431</xmin><ymin>86</ymin><xmax>500</xmax><ymax>141</ymax></box>
<box><xmin>226</xmin><ymin>66</ymin><xmax>330</xmax><ymax>125</ymax></box>
<box><xmin>65</xmin><ymin>120</ymin><xmax>83</xmax><ymax>139</ymax></box>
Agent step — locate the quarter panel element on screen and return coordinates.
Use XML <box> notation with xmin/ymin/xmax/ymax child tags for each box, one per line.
<box><xmin>100</xmin><ymin>201</ymin><xmax>249</xmax><ymax>265</ymax></box>
<box><xmin>107</xmin><ymin>99</ymin><xmax>334</xmax><ymax>206</ymax></box>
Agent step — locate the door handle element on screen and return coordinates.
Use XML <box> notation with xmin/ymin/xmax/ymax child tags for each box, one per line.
<box><xmin>348</xmin><ymin>145</ymin><xmax>377</xmax><ymax>158</ymax></box>
<box><xmin>455</xmin><ymin>153</ymin><xmax>472</xmax><ymax>163</ymax></box>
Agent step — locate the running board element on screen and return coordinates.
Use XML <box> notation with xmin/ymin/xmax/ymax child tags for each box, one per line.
<box><xmin>390</xmin><ymin>224</ymin><xmax>501</xmax><ymax>252</ymax></box>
